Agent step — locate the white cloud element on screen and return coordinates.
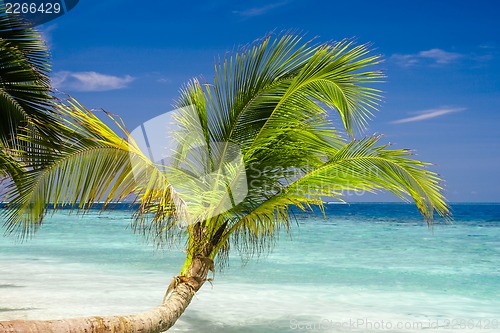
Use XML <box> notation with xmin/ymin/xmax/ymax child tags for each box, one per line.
<box><xmin>52</xmin><ymin>71</ymin><xmax>134</xmax><ymax>92</ymax></box>
<box><xmin>391</xmin><ymin>49</ymin><xmax>463</xmax><ymax>67</ymax></box>
<box><xmin>418</xmin><ymin>49</ymin><xmax>462</xmax><ymax>64</ymax></box>
<box><xmin>391</xmin><ymin>107</ymin><xmax>465</xmax><ymax>124</ymax></box>
<box><xmin>157</xmin><ymin>77</ymin><xmax>171</xmax><ymax>84</ymax></box>
<box><xmin>479</xmin><ymin>42</ymin><xmax>497</xmax><ymax>49</ymax></box>
<box><xmin>232</xmin><ymin>1</ymin><xmax>287</xmax><ymax>17</ymax></box>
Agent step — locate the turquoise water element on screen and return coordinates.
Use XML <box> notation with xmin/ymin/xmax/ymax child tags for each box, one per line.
<box><xmin>1</xmin><ymin>203</ymin><xmax>499</xmax><ymax>332</ymax></box>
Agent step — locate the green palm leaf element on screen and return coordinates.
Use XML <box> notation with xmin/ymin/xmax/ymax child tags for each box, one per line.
<box><xmin>2</xmin><ymin>99</ymin><xmax>184</xmax><ymax>237</ymax></box>
<box><xmin>0</xmin><ymin>6</ymin><xmax>57</xmax><ymax>145</ymax></box>
<box><xmin>0</xmin><ymin>142</ymin><xmax>23</xmax><ymax>181</ymax></box>
<box><xmin>284</xmin><ymin>136</ymin><xmax>449</xmax><ymax>219</ymax></box>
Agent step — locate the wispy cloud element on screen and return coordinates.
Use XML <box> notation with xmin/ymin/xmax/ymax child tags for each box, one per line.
<box><xmin>419</xmin><ymin>49</ymin><xmax>463</xmax><ymax>64</ymax></box>
<box><xmin>39</xmin><ymin>24</ymin><xmax>57</xmax><ymax>49</ymax></box>
<box><xmin>391</xmin><ymin>48</ymin><xmax>463</xmax><ymax>67</ymax></box>
<box><xmin>52</xmin><ymin>71</ymin><xmax>135</xmax><ymax>92</ymax></box>
<box><xmin>232</xmin><ymin>1</ymin><xmax>287</xmax><ymax>17</ymax></box>
<box><xmin>479</xmin><ymin>42</ymin><xmax>497</xmax><ymax>50</ymax></box>
<box><xmin>472</xmin><ymin>43</ymin><xmax>497</xmax><ymax>63</ymax></box>
<box><xmin>391</xmin><ymin>107</ymin><xmax>465</xmax><ymax>124</ymax></box>
<box><xmin>157</xmin><ymin>77</ymin><xmax>171</xmax><ymax>84</ymax></box>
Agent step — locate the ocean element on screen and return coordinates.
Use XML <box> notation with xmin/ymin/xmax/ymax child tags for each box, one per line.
<box><xmin>0</xmin><ymin>203</ymin><xmax>499</xmax><ymax>332</ymax></box>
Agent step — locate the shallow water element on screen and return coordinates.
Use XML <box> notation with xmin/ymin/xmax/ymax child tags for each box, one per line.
<box><xmin>1</xmin><ymin>203</ymin><xmax>499</xmax><ymax>332</ymax></box>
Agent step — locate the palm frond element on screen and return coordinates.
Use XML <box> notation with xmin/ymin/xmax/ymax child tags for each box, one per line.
<box><xmin>284</xmin><ymin>136</ymin><xmax>449</xmax><ymax>221</ymax></box>
<box><xmin>177</xmin><ymin>34</ymin><xmax>382</xmax><ymax>173</ymax></box>
<box><xmin>0</xmin><ymin>6</ymin><xmax>57</xmax><ymax>145</ymax></box>
<box><xmin>214</xmin><ymin>136</ymin><xmax>449</xmax><ymax>260</ymax></box>
<box><xmin>0</xmin><ymin>142</ymin><xmax>23</xmax><ymax>181</ymax></box>
<box><xmin>217</xmin><ymin>193</ymin><xmax>321</xmax><ymax>259</ymax></box>
<box><xmin>2</xmin><ymin>99</ymin><xmax>184</xmax><ymax>238</ymax></box>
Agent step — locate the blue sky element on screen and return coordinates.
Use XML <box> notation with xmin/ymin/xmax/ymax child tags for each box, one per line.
<box><xmin>38</xmin><ymin>0</ymin><xmax>500</xmax><ymax>202</ymax></box>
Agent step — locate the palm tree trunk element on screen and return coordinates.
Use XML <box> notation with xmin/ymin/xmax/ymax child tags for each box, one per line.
<box><xmin>0</xmin><ymin>256</ymin><xmax>213</xmax><ymax>333</ymax></box>
<box><xmin>0</xmin><ymin>282</ymin><xmax>194</xmax><ymax>333</ymax></box>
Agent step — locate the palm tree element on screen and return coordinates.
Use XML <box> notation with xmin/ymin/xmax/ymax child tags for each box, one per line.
<box><xmin>0</xmin><ymin>6</ymin><xmax>59</xmax><ymax>186</ymax></box>
<box><xmin>0</xmin><ymin>34</ymin><xmax>449</xmax><ymax>332</ymax></box>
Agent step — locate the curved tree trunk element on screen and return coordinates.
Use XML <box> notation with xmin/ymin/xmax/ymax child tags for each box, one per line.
<box><xmin>0</xmin><ymin>256</ymin><xmax>213</xmax><ymax>333</ymax></box>
<box><xmin>0</xmin><ymin>283</ymin><xmax>194</xmax><ymax>333</ymax></box>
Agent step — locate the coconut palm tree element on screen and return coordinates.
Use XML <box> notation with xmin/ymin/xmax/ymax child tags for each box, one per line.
<box><xmin>0</xmin><ymin>34</ymin><xmax>449</xmax><ymax>332</ymax></box>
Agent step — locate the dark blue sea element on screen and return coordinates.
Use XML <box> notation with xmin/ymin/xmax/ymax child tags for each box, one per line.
<box><xmin>1</xmin><ymin>203</ymin><xmax>499</xmax><ymax>332</ymax></box>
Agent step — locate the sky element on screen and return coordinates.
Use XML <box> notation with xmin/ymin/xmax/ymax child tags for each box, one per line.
<box><xmin>30</xmin><ymin>0</ymin><xmax>500</xmax><ymax>203</ymax></box>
